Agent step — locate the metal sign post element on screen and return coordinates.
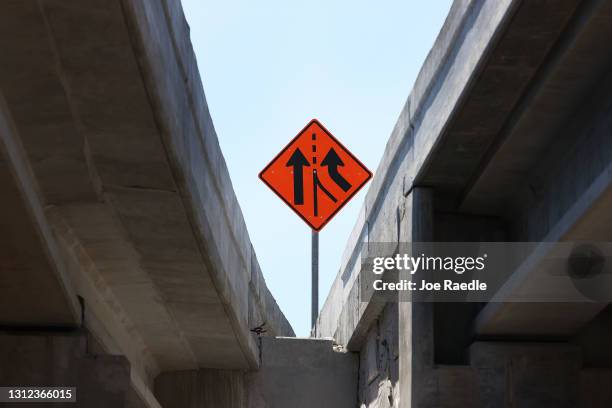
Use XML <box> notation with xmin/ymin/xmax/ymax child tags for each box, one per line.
<box><xmin>259</xmin><ymin>119</ymin><xmax>372</xmax><ymax>338</ymax></box>
<box><xmin>311</xmin><ymin>229</ymin><xmax>319</xmax><ymax>333</ymax></box>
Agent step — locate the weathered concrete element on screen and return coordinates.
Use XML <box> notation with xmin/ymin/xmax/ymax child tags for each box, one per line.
<box><xmin>470</xmin><ymin>342</ymin><xmax>582</xmax><ymax>406</ymax></box>
<box><xmin>0</xmin><ymin>331</ymin><xmax>139</xmax><ymax>407</ymax></box>
<box><xmin>316</xmin><ymin>0</ymin><xmax>612</xmax><ymax>406</ymax></box>
<box><xmin>155</xmin><ymin>369</ymin><xmax>247</xmax><ymax>408</ymax></box>
<box><xmin>398</xmin><ymin>188</ymin><xmax>434</xmax><ymax>408</ymax></box>
<box><xmin>358</xmin><ymin>303</ymin><xmax>399</xmax><ymax>408</ymax></box>
<box><xmin>474</xmin><ymin>68</ymin><xmax>612</xmax><ymax>335</ymax></box>
<box><xmin>0</xmin><ymin>0</ymin><xmax>292</xmax><ymax>405</ymax></box>
<box><xmin>155</xmin><ymin>337</ymin><xmax>358</xmax><ymax>408</ymax></box>
<box><xmin>3</xmin><ymin>0</ymin><xmax>612</xmax><ymax>405</ymax></box>
<box><xmin>0</xmin><ymin>94</ymin><xmax>80</xmax><ymax>327</ymax></box>
<box><xmin>316</xmin><ymin>0</ymin><xmax>522</xmax><ymax>348</ymax></box>
<box><xmin>258</xmin><ymin>337</ymin><xmax>358</xmax><ymax>408</ymax></box>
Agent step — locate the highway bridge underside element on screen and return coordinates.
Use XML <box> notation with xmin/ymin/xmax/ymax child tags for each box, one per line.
<box><xmin>315</xmin><ymin>0</ymin><xmax>612</xmax><ymax>407</ymax></box>
<box><xmin>405</xmin><ymin>0</ymin><xmax>612</xmax><ymax>406</ymax></box>
<box><xmin>0</xmin><ymin>1</ymin><xmax>299</xmax><ymax>407</ymax></box>
<box><xmin>4</xmin><ymin>0</ymin><xmax>612</xmax><ymax>407</ymax></box>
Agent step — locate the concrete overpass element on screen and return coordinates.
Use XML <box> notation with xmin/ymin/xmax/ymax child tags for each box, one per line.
<box><xmin>3</xmin><ymin>0</ymin><xmax>612</xmax><ymax>407</ymax></box>
<box><xmin>0</xmin><ymin>0</ymin><xmax>298</xmax><ymax>406</ymax></box>
<box><xmin>317</xmin><ymin>0</ymin><xmax>612</xmax><ymax>406</ymax></box>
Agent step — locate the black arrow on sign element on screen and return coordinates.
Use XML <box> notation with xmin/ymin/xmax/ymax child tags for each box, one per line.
<box><xmin>321</xmin><ymin>148</ymin><xmax>352</xmax><ymax>192</ymax></box>
<box><xmin>286</xmin><ymin>148</ymin><xmax>310</xmax><ymax>205</ymax></box>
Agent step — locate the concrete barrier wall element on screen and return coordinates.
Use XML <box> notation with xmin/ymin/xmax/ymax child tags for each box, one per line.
<box><xmin>155</xmin><ymin>337</ymin><xmax>358</xmax><ymax>408</ymax></box>
<box><xmin>0</xmin><ymin>332</ymin><xmax>136</xmax><ymax>408</ymax></box>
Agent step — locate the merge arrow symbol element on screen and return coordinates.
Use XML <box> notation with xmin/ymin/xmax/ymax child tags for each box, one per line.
<box><xmin>286</xmin><ymin>148</ymin><xmax>310</xmax><ymax>205</ymax></box>
<box><xmin>321</xmin><ymin>148</ymin><xmax>352</xmax><ymax>192</ymax></box>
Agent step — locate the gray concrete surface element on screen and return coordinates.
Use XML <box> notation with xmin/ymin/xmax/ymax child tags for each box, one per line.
<box><xmin>257</xmin><ymin>337</ymin><xmax>358</xmax><ymax>408</ymax></box>
<box><xmin>155</xmin><ymin>369</ymin><xmax>247</xmax><ymax>408</ymax></box>
<box><xmin>155</xmin><ymin>337</ymin><xmax>358</xmax><ymax>408</ymax></box>
<box><xmin>3</xmin><ymin>0</ymin><xmax>612</xmax><ymax>405</ymax></box>
<box><xmin>473</xmin><ymin>1</ymin><xmax>612</xmax><ymax>336</ymax></box>
<box><xmin>0</xmin><ymin>0</ymin><xmax>292</xmax><ymax>405</ymax></box>
<box><xmin>0</xmin><ymin>93</ymin><xmax>80</xmax><ymax>327</ymax></box>
<box><xmin>0</xmin><ymin>331</ymin><xmax>137</xmax><ymax>407</ymax></box>
<box><xmin>316</xmin><ymin>0</ymin><xmax>522</xmax><ymax>348</ymax></box>
<box><xmin>316</xmin><ymin>0</ymin><xmax>612</xmax><ymax>406</ymax></box>
<box><xmin>358</xmin><ymin>304</ymin><xmax>399</xmax><ymax>408</ymax></box>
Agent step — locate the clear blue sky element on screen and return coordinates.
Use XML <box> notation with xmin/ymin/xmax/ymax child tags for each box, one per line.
<box><xmin>181</xmin><ymin>0</ymin><xmax>452</xmax><ymax>336</ymax></box>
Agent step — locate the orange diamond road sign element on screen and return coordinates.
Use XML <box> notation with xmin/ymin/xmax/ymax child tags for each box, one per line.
<box><xmin>259</xmin><ymin>119</ymin><xmax>372</xmax><ymax>231</ymax></box>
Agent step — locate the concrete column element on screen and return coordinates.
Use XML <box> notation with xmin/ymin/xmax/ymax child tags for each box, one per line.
<box><xmin>470</xmin><ymin>342</ymin><xmax>582</xmax><ymax>407</ymax></box>
<box><xmin>399</xmin><ymin>187</ymin><xmax>434</xmax><ymax>408</ymax></box>
<box><xmin>0</xmin><ymin>331</ymin><xmax>133</xmax><ymax>407</ymax></box>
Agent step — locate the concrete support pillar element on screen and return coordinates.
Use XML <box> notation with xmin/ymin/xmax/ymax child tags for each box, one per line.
<box><xmin>470</xmin><ymin>342</ymin><xmax>582</xmax><ymax>407</ymax></box>
<box><xmin>399</xmin><ymin>187</ymin><xmax>434</xmax><ymax>408</ymax></box>
<box><xmin>0</xmin><ymin>331</ymin><xmax>133</xmax><ymax>407</ymax></box>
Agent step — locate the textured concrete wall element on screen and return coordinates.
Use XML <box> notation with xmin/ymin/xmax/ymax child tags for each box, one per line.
<box><xmin>0</xmin><ymin>0</ymin><xmax>293</xmax><ymax>400</ymax></box>
<box><xmin>470</xmin><ymin>343</ymin><xmax>582</xmax><ymax>406</ymax></box>
<box><xmin>314</xmin><ymin>1</ymin><xmax>522</xmax><ymax>406</ymax></box>
<box><xmin>155</xmin><ymin>337</ymin><xmax>358</xmax><ymax>408</ymax></box>
<box><xmin>315</xmin><ymin>0</ymin><xmax>612</xmax><ymax>406</ymax></box>
<box><xmin>510</xmin><ymin>68</ymin><xmax>612</xmax><ymax>243</ymax></box>
<box><xmin>315</xmin><ymin>0</ymin><xmax>518</xmax><ymax>349</ymax></box>
<box><xmin>256</xmin><ymin>337</ymin><xmax>358</xmax><ymax>408</ymax></box>
<box><xmin>364</xmin><ymin>339</ymin><xmax>612</xmax><ymax>407</ymax></box>
<box><xmin>0</xmin><ymin>331</ymin><xmax>142</xmax><ymax>408</ymax></box>
<box><xmin>155</xmin><ymin>369</ymin><xmax>246</xmax><ymax>408</ymax></box>
<box><xmin>121</xmin><ymin>0</ymin><xmax>295</xmax><ymax>356</ymax></box>
<box><xmin>358</xmin><ymin>304</ymin><xmax>399</xmax><ymax>408</ymax></box>
<box><xmin>374</xmin><ymin>339</ymin><xmax>612</xmax><ymax>407</ymax></box>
